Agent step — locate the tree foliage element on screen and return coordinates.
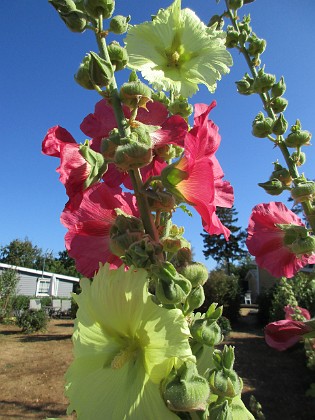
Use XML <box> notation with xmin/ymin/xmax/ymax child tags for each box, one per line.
<box><xmin>0</xmin><ymin>238</ymin><xmax>79</xmax><ymax>277</ymax></box>
<box><xmin>201</xmin><ymin>206</ymin><xmax>248</xmax><ymax>274</ymax></box>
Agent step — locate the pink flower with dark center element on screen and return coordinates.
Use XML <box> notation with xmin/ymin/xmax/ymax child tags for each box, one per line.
<box><xmin>246</xmin><ymin>202</ymin><xmax>315</xmax><ymax>278</ymax></box>
<box><xmin>265</xmin><ymin>319</ymin><xmax>311</xmax><ymax>351</ymax></box>
<box><xmin>284</xmin><ymin>305</ymin><xmax>311</xmax><ymax>321</ymax></box>
<box><xmin>162</xmin><ymin>102</ymin><xmax>233</xmax><ymax>239</ymax></box>
<box><xmin>61</xmin><ymin>182</ymin><xmax>138</xmax><ymax>277</ymax></box>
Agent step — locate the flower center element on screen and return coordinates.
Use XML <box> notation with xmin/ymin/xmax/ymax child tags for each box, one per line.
<box><xmin>111</xmin><ymin>342</ymin><xmax>139</xmax><ymax>370</ymax></box>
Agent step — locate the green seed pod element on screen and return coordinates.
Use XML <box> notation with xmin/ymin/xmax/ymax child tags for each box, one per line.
<box><xmin>247</xmin><ymin>35</ymin><xmax>266</xmax><ymax>56</ymax></box>
<box><xmin>123</xmin><ymin>237</ymin><xmax>162</xmax><ymax>269</ymax></box>
<box><xmin>209</xmin><ymin>400</ymin><xmax>233</xmax><ymax>420</ymax></box>
<box><xmin>272</xmin><ymin>113</ymin><xmax>288</xmax><ymax>135</ymax></box>
<box><xmin>183</xmin><ymin>285</ymin><xmax>205</xmax><ymax>314</ymax></box>
<box><xmin>88</xmin><ymin>51</ymin><xmax>113</xmax><ymax>87</ymax></box>
<box><xmin>291</xmin><ymin>151</ymin><xmax>306</xmax><ymax>166</ymax></box>
<box><xmin>291</xmin><ymin>181</ymin><xmax>315</xmax><ymax>203</ymax></box>
<box><xmin>161</xmin><ymin>362</ymin><xmax>210</xmax><ymax>412</ymax></box>
<box><xmin>227</xmin><ymin>0</ymin><xmax>244</xmax><ymax>10</ymax></box>
<box><xmin>271</xmin><ymin>76</ymin><xmax>286</xmax><ymax>97</ymax></box>
<box><xmin>225</xmin><ymin>27</ymin><xmax>239</xmax><ymax>48</ymax></box>
<box><xmin>270</xmin><ymin>162</ymin><xmax>292</xmax><ymax>186</ymax></box>
<box><xmin>120</xmin><ymin>80</ymin><xmax>152</xmax><ymax>110</ymax></box>
<box><xmin>83</xmin><ymin>0</ymin><xmax>115</xmax><ymax>19</ymax></box>
<box><xmin>270</xmin><ymin>97</ymin><xmax>288</xmax><ymax>114</ymax></box>
<box><xmin>169</xmin><ymin>97</ymin><xmax>193</xmax><ymax>118</ymax></box>
<box><xmin>285</xmin><ymin>130</ymin><xmax>312</xmax><ymax>148</ymax></box>
<box><xmin>109</xmin><ymin>14</ymin><xmax>130</xmax><ymax>34</ymax></box>
<box><xmin>179</xmin><ymin>262</ymin><xmax>209</xmax><ymax>288</ymax></box>
<box><xmin>258</xmin><ymin>179</ymin><xmax>286</xmax><ymax>195</ymax></box>
<box><xmin>107</xmin><ymin>41</ymin><xmax>128</xmax><ymax>71</ymax></box>
<box><xmin>290</xmin><ymin>236</ymin><xmax>315</xmax><ymax>256</ymax></box>
<box><xmin>175</xmin><ymin>247</ymin><xmax>192</xmax><ymax>266</ymax></box>
<box><xmin>235</xmin><ymin>73</ymin><xmax>254</xmax><ymax>95</ymax></box>
<box><xmin>74</xmin><ymin>54</ymin><xmax>94</xmax><ymax>89</ymax></box>
<box><xmin>49</xmin><ymin>0</ymin><xmax>87</xmax><ymax>32</ymax></box>
<box><xmin>252</xmin><ymin>70</ymin><xmax>276</xmax><ymax>93</ymax></box>
<box><xmin>252</xmin><ymin>112</ymin><xmax>273</xmax><ymax>138</ymax></box>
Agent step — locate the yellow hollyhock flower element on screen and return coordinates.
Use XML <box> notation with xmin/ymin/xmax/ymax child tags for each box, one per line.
<box><xmin>65</xmin><ymin>263</ymin><xmax>194</xmax><ymax>419</ymax></box>
<box><xmin>125</xmin><ymin>0</ymin><xmax>232</xmax><ymax>97</ymax></box>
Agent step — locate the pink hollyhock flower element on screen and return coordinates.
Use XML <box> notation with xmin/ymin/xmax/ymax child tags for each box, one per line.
<box><xmin>265</xmin><ymin>319</ymin><xmax>311</xmax><ymax>351</ymax></box>
<box><xmin>42</xmin><ymin>126</ymin><xmax>76</xmax><ymax>157</ymax></box>
<box><xmin>61</xmin><ymin>182</ymin><xmax>138</xmax><ymax>277</ymax></box>
<box><xmin>284</xmin><ymin>305</ymin><xmax>311</xmax><ymax>321</ymax></box>
<box><xmin>246</xmin><ymin>202</ymin><xmax>315</xmax><ymax>278</ymax></box>
<box><xmin>162</xmin><ymin>102</ymin><xmax>233</xmax><ymax>239</ymax></box>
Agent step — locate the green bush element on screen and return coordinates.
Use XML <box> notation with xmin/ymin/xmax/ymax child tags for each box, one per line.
<box><xmin>11</xmin><ymin>295</ymin><xmax>30</xmax><ymax>313</ymax></box>
<box><xmin>17</xmin><ymin>309</ymin><xmax>48</xmax><ymax>333</ymax></box>
<box><xmin>70</xmin><ymin>297</ymin><xmax>79</xmax><ymax>319</ymax></box>
<box><xmin>218</xmin><ymin>315</ymin><xmax>232</xmax><ymax>338</ymax></box>
<box><xmin>291</xmin><ymin>273</ymin><xmax>315</xmax><ymax>316</ymax></box>
<box><xmin>40</xmin><ymin>296</ymin><xmax>52</xmax><ymax>307</ymax></box>
<box><xmin>201</xmin><ymin>270</ymin><xmax>241</xmax><ymax>322</ymax></box>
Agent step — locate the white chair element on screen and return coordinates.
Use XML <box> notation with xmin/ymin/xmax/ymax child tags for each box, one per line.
<box><xmin>244</xmin><ymin>292</ymin><xmax>252</xmax><ymax>305</ymax></box>
<box><xmin>29</xmin><ymin>299</ymin><xmax>41</xmax><ymax>311</ymax></box>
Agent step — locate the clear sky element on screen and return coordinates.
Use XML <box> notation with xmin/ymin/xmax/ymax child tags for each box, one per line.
<box><xmin>1</xmin><ymin>1</ymin><xmax>315</xmax><ymax>271</ymax></box>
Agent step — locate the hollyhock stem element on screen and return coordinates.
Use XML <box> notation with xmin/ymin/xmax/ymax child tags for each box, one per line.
<box><xmin>225</xmin><ymin>3</ymin><xmax>315</xmax><ymax>233</ymax></box>
<box><xmin>94</xmin><ymin>15</ymin><xmax>160</xmax><ymax>243</ymax></box>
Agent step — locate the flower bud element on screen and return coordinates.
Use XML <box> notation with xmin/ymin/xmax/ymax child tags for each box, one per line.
<box><xmin>107</xmin><ymin>42</ymin><xmax>128</xmax><ymax>71</ymax></box>
<box><xmin>209</xmin><ymin>400</ymin><xmax>232</xmax><ymax>420</ymax></box>
<box><xmin>235</xmin><ymin>73</ymin><xmax>254</xmax><ymax>95</ymax></box>
<box><xmin>169</xmin><ymin>97</ymin><xmax>193</xmax><ymax>118</ymax></box>
<box><xmin>225</xmin><ymin>27</ymin><xmax>239</xmax><ymax>48</ymax></box>
<box><xmin>183</xmin><ymin>286</ymin><xmax>205</xmax><ymax>314</ymax></box>
<box><xmin>227</xmin><ymin>0</ymin><xmax>244</xmax><ymax>10</ymax></box>
<box><xmin>100</xmin><ymin>138</ymin><xmax>117</xmax><ymax>159</ymax></box>
<box><xmin>179</xmin><ymin>263</ymin><xmax>209</xmax><ymax>287</ymax></box>
<box><xmin>89</xmin><ymin>51</ymin><xmax>113</xmax><ymax>87</ymax></box>
<box><xmin>161</xmin><ymin>362</ymin><xmax>210</xmax><ymax>412</ymax></box>
<box><xmin>147</xmin><ymin>190</ymin><xmax>176</xmax><ymax>212</ymax></box>
<box><xmin>109</xmin><ymin>213</ymin><xmax>144</xmax><ymax>257</ymax></box>
<box><xmin>120</xmin><ymin>80</ymin><xmax>152</xmax><ymax>110</ymax></box>
<box><xmin>258</xmin><ymin>179</ymin><xmax>286</xmax><ymax>196</ymax></box>
<box><xmin>291</xmin><ymin>181</ymin><xmax>315</xmax><ymax>203</ymax></box>
<box><xmin>291</xmin><ymin>151</ymin><xmax>306</xmax><ymax>166</ymax></box>
<box><xmin>272</xmin><ymin>113</ymin><xmax>288</xmax><ymax>135</ymax></box>
<box><xmin>74</xmin><ymin>54</ymin><xmax>95</xmax><ymax>89</ymax></box>
<box><xmin>252</xmin><ymin>69</ymin><xmax>276</xmax><ymax>93</ymax></box>
<box><xmin>290</xmin><ymin>236</ymin><xmax>315</xmax><ymax>256</ymax></box>
<box><xmin>175</xmin><ymin>247</ymin><xmax>192</xmax><ymax>266</ymax></box>
<box><xmin>247</xmin><ymin>35</ymin><xmax>266</xmax><ymax>56</ymax></box>
<box><xmin>49</xmin><ymin>0</ymin><xmax>87</xmax><ymax>32</ymax></box>
<box><xmin>252</xmin><ymin>112</ymin><xmax>273</xmax><ymax>138</ymax></box>
<box><xmin>270</xmin><ymin>162</ymin><xmax>292</xmax><ymax>186</ymax></box>
<box><xmin>83</xmin><ymin>0</ymin><xmax>115</xmax><ymax>19</ymax></box>
<box><xmin>152</xmin><ymin>262</ymin><xmax>192</xmax><ymax>305</ymax></box>
<box><xmin>207</xmin><ymin>15</ymin><xmax>224</xmax><ymax>31</ymax></box>
<box><xmin>109</xmin><ymin>14</ymin><xmax>130</xmax><ymax>34</ymax></box>
<box><xmin>151</xmin><ymin>91</ymin><xmax>170</xmax><ymax>107</ymax></box>
<box><xmin>123</xmin><ymin>237</ymin><xmax>163</xmax><ymax>269</ymax></box>
<box><xmin>271</xmin><ymin>76</ymin><xmax>286</xmax><ymax>97</ymax></box>
<box><xmin>79</xmin><ymin>141</ymin><xmax>108</xmax><ymax>189</ymax></box>
<box><xmin>285</xmin><ymin>129</ymin><xmax>312</xmax><ymax>148</ymax></box>
<box><xmin>209</xmin><ymin>346</ymin><xmax>243</xmax><ymax>398</ymax></box>
<box><xmin>155</xmin><ymin>144</ymin><xmax>183</xmax><ymax>161</ymax></box>
<box><xmin>190</xmin><ymin>305</ymin><xmax>223</xmax><ymax>347</ymax></box>
<box><xmin>270</xmin><ymin>97</ymin><xmax>288</xmax><ymax>114</ymax></box>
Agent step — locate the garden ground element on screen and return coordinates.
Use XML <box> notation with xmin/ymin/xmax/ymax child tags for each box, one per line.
<box><xmin>0</xmin><ymin>313</ymin><xmax>314</xmax><ymax>420</ymax></box>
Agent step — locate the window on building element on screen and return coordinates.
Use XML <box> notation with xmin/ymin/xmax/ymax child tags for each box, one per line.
<box><xmin>37</xmin><ymin>278</ymin><xmax>50</xmax><ymax>296</ymax></box>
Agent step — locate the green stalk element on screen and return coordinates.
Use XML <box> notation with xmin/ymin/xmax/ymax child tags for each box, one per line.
<box><xmin>225</xmin><ymin>3</ymin><xmax>315</xmax><ymax>231</ymax></box>
<box><xmin>94</xmin><ymin>15</ymin><xmax>160</xmax><ymax>241</ymax></box>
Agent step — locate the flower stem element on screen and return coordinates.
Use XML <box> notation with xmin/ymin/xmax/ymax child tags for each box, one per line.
<box><xmin>94</xmin><ymin>15</ymin><xmax>160</xmax><ymax>241</ymax></box>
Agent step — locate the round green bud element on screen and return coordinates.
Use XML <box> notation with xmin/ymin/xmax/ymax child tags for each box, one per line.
<box><xmin>190</xmin><ymin>318</ymin><xmax>222</xmax><ymax>347</ymax></box>
<box><xmin>291</xmin><ymin>151</ymin><xmax>306</xmax><ymax>166</ymax></box>
<box><xmin>227</xmin><ymin>0</ymin><xmax>244</xmax><ymax>10</ymax></box>
<box><xmin>291</xmin><ymin>181</ymin><xmax>315</xmax><ymax>203</ymax></box>
<box><xmin>271</xmin><ymin>76</ymin><xmax>286</xmax><ymax>97</ymax></box>
<box><xmin>107</xmin><ymin>41</ymin><xmax>128</xmax><ymax>71</ymax></box>
<box><xmin>83</xmin><ymin>0</ymin><xmax>115</xmax><ymax>19</ymax></box>
<box><xmin>183</xmin><ymin>286</ymin><xmax>205</xmax><ymax>314</ymax></box>
<box><xmin>270</xmin><ymin>97</ymin><xmax>288</xmax><ymax>114</ymax></box>
<box><xmin>120</xmin><ymin>80</ymin><xmax>152</xmax><ymax>110</ymax></box>
<box><xmin>252</xmin><ymin>112</ymin><xmax>273</xmax><ymax>138</ymax></box>
<box><xmin>270</xmin><ymin>163</ymin><xmax>292</xmax><ymax>186</ymax></box>
<box><xmin>169</xmin><ymin>98</ymin><xmax>193</xmax><ymax>118</ymax></box>
<box><xmin>74</xmin><ymin>54</ymin><xmax>94</xmax><ymax>89</ymax></box>
<box><xmin>225</xmin><ymin>28</ymin><xmax>239</xmax><ymax>48</ymax></box>
<box><xmin>285</xmin><ymin>130</ymin><xmax>312</xmax><ymax>148</ymax></box>
<box><xmin>88</xmin><ymin>51</ymin><xmax>113</xmax><ymax>87</ymax></box>
<box><xmin>272</xmin><ymin>113</ymin><xmax>288</xmax><ymax>135</ymax></box>
<box><xmin>247</xmin><ymin>36</ymin><xmax>266</xmax><ymax>56</ymax></box>
<box><xmin>180</xmin><ymin>263</ymin><xmax>209</xmax><ymax>287</ymax></box>
<box><xmin>252</xmin><ymin>70</ymin><xmax>276</xmax><ymax>93</ymax></box>
<box><xmin>109</xmin><ymin>14</ymin><xmax>130</xmax><ymax>34</ymax></box>
<box><xmin>258</xmin><ymin>179</ymin><xmax>286</xmax><ymax>196</ymax></box>
<box><xmin>209</xmin><ymin>400</ymin><xmax>233</xmax><ymax>420</ymax></box>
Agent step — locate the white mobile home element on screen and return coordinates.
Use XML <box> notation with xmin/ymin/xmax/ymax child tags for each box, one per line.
<box><xmin>0</xmin><ymin>262</ymin><xmax>80</xmax><ymax>298</ymax></box>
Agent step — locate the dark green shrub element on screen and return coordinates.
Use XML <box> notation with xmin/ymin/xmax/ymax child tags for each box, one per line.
<box><xmin>40</xmin><ymin>296</ymin><xmax>52</xmax><ymax>307</ymax></box>
<box><xmin>11</xmin><ymin>295</ymin><xmax>30</xmax><ymax>313</ymax></box>
<box><xmin>17</xmin><ymin>309</ymin><xmax>47</xmax><ymax>333</ymax></box>
<box><xmin>256</xmin><ymin>287</ymin><xmax>274</xmax><ymax>325</ymax></box>
<box><xmin>291</xmin><ymin>273</ymin><xmax>315</xmax><ymax>316</ymax></box>
<box><xmin>70</xmin><ymin>297</ymin><xmax>79</xmax><ymax>319</ymax></box>
<box><xmin>201</xmin><ymin>270</ymin><xmax>241</xmax><ymax>322</ymax></box>
<box><xmin>218</xmin><ymin>316</ymin><xmax>232</xmax><ymax>338</ymax></box>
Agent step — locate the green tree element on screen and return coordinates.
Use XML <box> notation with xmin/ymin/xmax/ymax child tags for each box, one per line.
<box><xmin>0</xmin><ymin>269</ymin><xmax>19</xmax><ymax>320</ymax></box>
<box><xmin>0</xmin><ymin>238</ymin><xmax>47</xmax><ymax>270</ymax></box>
<box><xmin>201</xmin><ymin>206</ymin><xmax>248</xmax><ymax>275</ymax></box>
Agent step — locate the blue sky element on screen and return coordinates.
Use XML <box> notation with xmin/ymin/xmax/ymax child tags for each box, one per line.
<box><xmin>1</xmin><ymin>1</ymin><xmax>315</xmax><ymax>271</ymax></box>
